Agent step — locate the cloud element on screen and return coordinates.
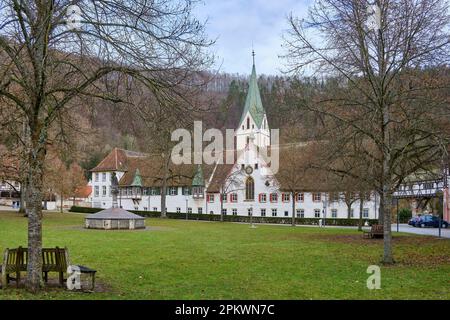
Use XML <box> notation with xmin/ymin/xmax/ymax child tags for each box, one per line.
<box><xmin>194</xmin><ymin>0</ymin><xmax>311</xmax><ymax>75</ymax></box>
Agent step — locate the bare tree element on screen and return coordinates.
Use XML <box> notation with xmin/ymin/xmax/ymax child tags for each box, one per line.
<box><xmin>284</xmin><ymin>0</ymin><xmax>450</xmax><ymax>264</ymax></box>
<box><xmin>0</xmin><ymin>0</ymin><xmax>212</xmax><ymax>291</ymax></box>
<box><xmin>44</xmin><ymin>156</ymin><xmax>86</xmax><ymax>213</ymax></box>
<box><xmin>274</xmin><ymin>143</ymin><xmax>331</xmax><ymax>226</ymax></box>
<box><xmin>274</xmin><ymin>144</ymin><xmax>308</xmax><ymax>226</ymax></box>
<box><xmin>130</xmin><ymin>84</ymin><xmax>202</xmax><ymax>218</ymax></box>
<box><xmin>218</xmin><ymin>166</ymin><xmax>244</xmax><ymax>222</ymax></box>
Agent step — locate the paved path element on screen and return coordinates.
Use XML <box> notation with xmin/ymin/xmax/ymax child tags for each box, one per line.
<box><xmin>0</xmin><ymin>205</ymin><xmax>17</xmax><ymax>212</ymax></box>
<box><xmin>391</xmin><ymin>223</ymin><xmax>450</xmax><ymax>238</ymax></box>
<box><xmin>235</xmin><ymin>221</ymin><xmax>450</xmax><ymax>238</ymax></box>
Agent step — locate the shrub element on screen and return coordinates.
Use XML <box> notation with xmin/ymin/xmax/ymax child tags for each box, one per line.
<box><xmin>69</xmin><ymin>206</ymin><xmax>102</xmax><ymax>214</ymax></box>
<box><xmin>398</xmin><ymin>208</ymin><xmax>412</xmax><ymax>223</ymax></box>
<box><xmin>69</xmin><ymin>206</ymin><xmax>378</xmax><ymax>226</ymax></box>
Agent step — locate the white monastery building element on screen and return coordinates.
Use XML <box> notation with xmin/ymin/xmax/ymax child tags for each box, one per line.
<box><xmin>89</xmin><ymin>63</ymin><xmax>380</xmax><ymax>220</ymax></box>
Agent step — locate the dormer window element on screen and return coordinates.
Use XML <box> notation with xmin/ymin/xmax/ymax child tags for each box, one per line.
<box><xmin>193</xmin><ymin>186</ymin><xmax>204</xmax><ymax>198</ymax></box>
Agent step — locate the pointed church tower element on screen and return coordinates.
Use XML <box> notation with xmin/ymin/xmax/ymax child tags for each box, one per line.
<box><xmin>236</xmin><ymin>52</ymin><xmax>270</xmax><ymax>151</ymax></box>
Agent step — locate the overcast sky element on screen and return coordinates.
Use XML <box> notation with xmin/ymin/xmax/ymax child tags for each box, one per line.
<box><xmin>193</xmin><ymin>0</ymin><xmax>312</xmax><ymax>76</ymax></box>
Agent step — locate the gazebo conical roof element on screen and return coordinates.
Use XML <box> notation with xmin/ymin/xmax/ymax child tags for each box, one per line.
<box><xmin>87</xmin><ymin>207</ymin><xmax>144</xmax><ymax>220</ymax></box>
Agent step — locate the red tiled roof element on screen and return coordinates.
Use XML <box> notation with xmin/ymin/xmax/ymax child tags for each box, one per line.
<box><xmin>206</xmin><ymin>164</ymin><xmax>236</xmax><ymax>193</ymax></box>
<box><xmin>74</xmin><ymin>186</ymin><xmax>92</xmax><ymax>198</ymax></box>
<box><xmin>90</xmin><ymin>148</ymin><xmax>146</xmax><ymax>172</ymax></box>
<box><xmin>118</xmin><ymin>154</ymin><xmax>215</xmax><ymax>187</ymax></box>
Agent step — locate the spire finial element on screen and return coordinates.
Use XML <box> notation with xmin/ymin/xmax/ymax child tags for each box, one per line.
<box><xmin>252</xmin><ymin>43</ymin><xmax>255</xmax><ymax>66</ymax></box>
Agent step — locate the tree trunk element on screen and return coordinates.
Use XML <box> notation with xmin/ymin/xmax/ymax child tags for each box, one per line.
<box><xmin>60</xmin><ymin>193</ymin><xmax>63</xmax><ymax>213</ymax></box>
<box><xmin>358</xmin><ymin>192</ymin><xmax>363</xmax><ymax>231</ymax></box>
<box><xmin>160</xmin><ymin>154</ymin><xmax>170</xmax><ymax>218</ymax></box>
<box><xmin>347</xmin><ymin>204</ymin><xmax>352</xmax><ymax>219</ymax></box>
<box><xmin>382</xmin><ymin>189</ymin><xmax>394</xmax><ymax>264</ymax></box>
<box><xmin>378</xmin><ymin>192</ymin><xmax>384</xmax><ymax>226</ymax></box>
<box><xmin>161</xmin><ymin>181</ymin><xmax>167</xmax><ymax>218</ymax></box>
<box><xmin>19</xmin><ymin>181</ymin><xmax>26</xmax><ymax>215</ymax></box>
<box><xmin>161</xmin><ymin>153</ymin><xmax>170</xmax><ymax>218</ymax></box>
<box><xmin>25</xmin><ymin>146</ymin><xmax>46</xmax><ymax>292</ymax></box>
<box><xmin>291</xmin><ymin>192</ymin><xmax>296</xmax><ymax>226</ymax></box>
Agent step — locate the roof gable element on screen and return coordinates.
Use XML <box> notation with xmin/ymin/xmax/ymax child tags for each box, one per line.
<box><xmin>131</xmin><ymin>169</ymin><xmax>142</xmax><ymax>187</ymax></box>
<box><xmin>192</xmin><ymin>165</ymin><xmax>205</xmax><ymax>186</ymax></box>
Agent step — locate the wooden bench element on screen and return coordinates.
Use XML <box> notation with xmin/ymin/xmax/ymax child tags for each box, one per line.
<box><xmin>363</xmin><ymin>225</ymin><xmax>384</xmax><ymax>239</ymax></box>
<box><xmin>42</xmin><ymin>247</ymin><xmax>71</xmax><ymax>286</ymax></box>
<box><xmin>1</xmin><ymin>246</ymin><xmax>95</xmax><ymax>289</ymax></box>
<box><xmin>0</xmin><ymin>246</ymin><xmax>27</xmax><ymax>288</ymax></box>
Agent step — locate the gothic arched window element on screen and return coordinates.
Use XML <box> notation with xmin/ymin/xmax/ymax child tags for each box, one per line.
<box><xmin>247</xmin><ymin>117</ymin><xmax>250</xmax><ymax>129</ymax></box>
<box><xmin>245</xmin><ymin>176</ymin><xmax>255</xmax><ymax>201</ymax></box>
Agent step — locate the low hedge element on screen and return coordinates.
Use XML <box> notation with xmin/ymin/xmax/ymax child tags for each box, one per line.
<box><xmin>69</xmin><ymin>206</ymin><xmax>102</xmax><ymax>214</ymax></box>
<box><xmin>69</xmin><ymin>206</ymin><xmax>378</xmax><ymax>226</ymax></box>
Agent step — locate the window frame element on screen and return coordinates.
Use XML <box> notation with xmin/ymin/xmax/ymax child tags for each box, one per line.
<box><xmin>245</xmin><ymin>176</ymin><xmax>255</xmax><ymax>201</ymax></box>
<box><xmin>270</xmin><ymin>193</ymin><xmax>278</xmax><ymax>203</ymax></box>
<box><xmin>331</xmin><ymin>209</ymin><xmax>338</xmax><ymax>218</ymax></box>
<box><xmin>363</xmin><ymin>208</ymin><xmax>369</xmax><ymax>218</ymax></box>
<box><xmin>259</xmin><ymin>193</ymin><xmax>267</xmax><ymax>203</ymax></box>
<box><xmin>314</xmin><ymin>209</ymin><xmax>321</xmax><ymax>218</ymax></box>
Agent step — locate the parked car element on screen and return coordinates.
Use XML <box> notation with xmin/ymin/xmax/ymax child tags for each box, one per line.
<box><xmin>408</xmin><ymin>216</ymin><xmax>421</xmax><ymax>227</ymax></box>
<box><xmin>416</xmin><ymin>215</ymin><xmax>449</xmax><ymax>228</ymax></box>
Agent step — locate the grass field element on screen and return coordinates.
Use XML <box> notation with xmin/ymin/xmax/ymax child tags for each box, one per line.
<box><xmin>0</xmin><ymin>211</ymin><xmax>449</xmax><ymax>300</ymax></box>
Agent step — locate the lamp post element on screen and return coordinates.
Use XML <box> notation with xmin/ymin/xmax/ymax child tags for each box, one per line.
<box><xmin>437</xmin><ymin>190</ymin><xmax>443</xmax><ymax>238</ymax></box>
<box><xmin>250</xmin><ymin>205</ymin><xmax>256</xmax><ymax>228</ymax></box>
<box><xmin>322</xmin><ymin>193</ymin><xmax>328</xmax><ymax>227</ymax></box>
<box><xmin>185</xmin><ymin>196</ymin><xmax>189</xmax><ymax>221</ymax></box>
<box><xmin>395</xmin><ymin>198</ymin><xmax>399</xmax><ymax>233</ymax></box>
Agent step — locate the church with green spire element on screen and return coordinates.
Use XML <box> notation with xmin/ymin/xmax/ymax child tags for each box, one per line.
<box><xmin>236</xmin><ymin>54</ymin><xmax>271</xmax><ymax>151</ymax></box>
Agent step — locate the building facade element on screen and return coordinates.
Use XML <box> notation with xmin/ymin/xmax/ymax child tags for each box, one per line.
<box><xmin>0</xmin><ymin>180</ymin><xmax>21</xmax><ymax>207</ymax></box>
<box><xmin>89</xmin><ymin>62</ymin><xmax>381</xmax><ymax>220</ymax></box>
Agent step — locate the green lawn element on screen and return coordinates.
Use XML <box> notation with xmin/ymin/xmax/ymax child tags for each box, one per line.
<box><xmin>0</xmin><ymin>211</ymin><xmax>449</xmax><ymax>300</ymax></box>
